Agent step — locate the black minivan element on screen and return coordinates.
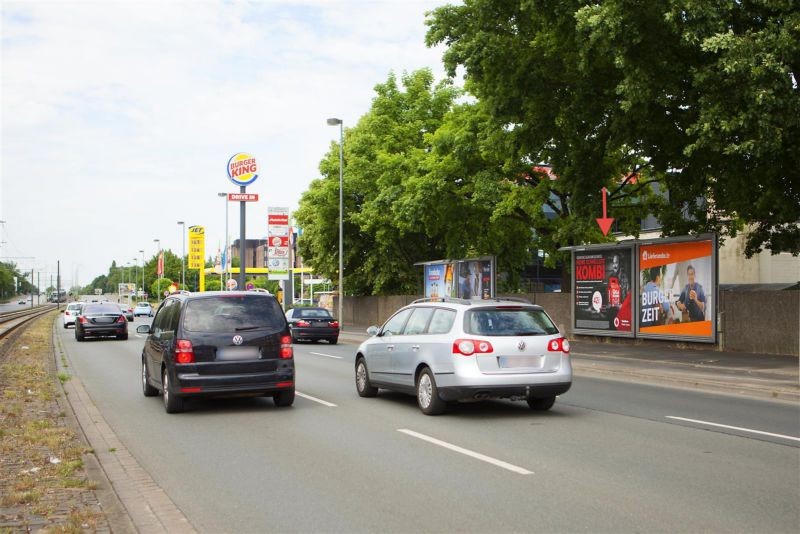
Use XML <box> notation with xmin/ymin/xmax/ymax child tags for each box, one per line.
<box><xmin>138</xmin><ymin>291</ymin><xmax>294</xmax><ymax>413</ymax></box>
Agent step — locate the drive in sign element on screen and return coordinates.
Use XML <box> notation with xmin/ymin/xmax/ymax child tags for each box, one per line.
<box><xmin>227</xmin><ymin>193</ymin><xmax>259</xmax><ymax>201</ymax></box>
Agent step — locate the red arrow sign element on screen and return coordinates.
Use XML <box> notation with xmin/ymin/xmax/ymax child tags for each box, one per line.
<box><xmin>596</xmin><ymin>187</ymin><xmax>615</xmax><ymax>236</ymax></box>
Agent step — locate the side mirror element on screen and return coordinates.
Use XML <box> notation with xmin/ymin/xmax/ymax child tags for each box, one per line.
<box><xmin>366</xmin><ymin>326</ymin><xmax>379</xmax><ymax>336</ymax></box>
<box><xmin>136</xmin><ymin>325</ymin><xmax>151</xmax><ymax>334</ymax></box>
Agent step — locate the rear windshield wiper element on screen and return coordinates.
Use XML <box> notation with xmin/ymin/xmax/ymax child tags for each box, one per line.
<box><xmin>234</xmin><ymin>325</ymin><xmax>269</xmax><ymax>331</ymax></box>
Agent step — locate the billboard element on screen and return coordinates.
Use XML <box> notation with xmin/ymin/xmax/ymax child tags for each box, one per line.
<box><xmin>572</xmin><ymin>247</ymin><xmax>634</xmax><ymax>336</ymax></box>
<box><xmin>421</xmin><ymin>257</ymin><xmax>495</xmax><ymax>300</ymax></box>
<box><xmin>637</xmin><ymin>237</ymin><xmax>716</xmax><ymax>342</ymax></box>
<box><xmin>267</xmin><ymin>207</ymin><xmax>290</xmax><ymax>280</ymax></box>
<box><xmin>188</xmin><ymin>226</ymin><xmax>205</xmax><ymax>269</ymax></box>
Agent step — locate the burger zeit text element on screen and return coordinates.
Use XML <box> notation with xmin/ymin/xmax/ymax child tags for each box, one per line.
<box><xmin>230</xmin><ymin>158</ymin><xmax>257</xmax><ymax>177</ymax></box>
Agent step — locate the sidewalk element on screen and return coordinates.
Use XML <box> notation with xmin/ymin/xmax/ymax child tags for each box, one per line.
<box><xmin>338</xmin><ymin>326</ymin><xmax>799</xmax><ymax>402</ymax></box>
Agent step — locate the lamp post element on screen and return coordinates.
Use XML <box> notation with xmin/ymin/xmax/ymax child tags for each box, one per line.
<box><xmin>327</xmin><ymin>117</ymin><xmax>344</xmax><ymax>327</ymax></box>
<box><xmin>154</xmin><ymin>239</ymin><xmax>161</xmax><ymax>296</ymax></box>
<box><xmin>218</xmin><ymin>192</ymin><xmax>229</xmax><ymax>290</ymax></box>
<box><xmin>177</xmin><ymin>221</ymin><xmax>185</xmax><ymax>289</ymax></box>
<box><xmin>139</xmin><ymin>249</ymin><xmax>145</xmax><ymax>300</ymax></box>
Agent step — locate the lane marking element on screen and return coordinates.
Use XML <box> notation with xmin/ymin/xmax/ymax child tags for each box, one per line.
<box><xmin>666</xmin><ymin>416</ymin><xmax>800</xmax><ymax>442</ymax></box>
<box><xmin>308</xmin><ymin>352</ymin><xmax>343</xmax><ymax>360</ymax></box>
<box><xmin>397</xmin><ymin>429</ymin><xmax>533</xmax><ymax>475</ymax></box>
<box><xmin>296</xmin><ymin>391</ymin><xmax>337</xmax><ymax>407</ymax></box>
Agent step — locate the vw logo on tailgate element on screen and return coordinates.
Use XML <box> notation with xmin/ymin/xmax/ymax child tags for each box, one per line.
<box><xmin>232</xmin><ymin>335</ymin><xmax>244</xmax><ymax>346</ymax></box>
<box><xmin>516</xmin><ymin>340</ymin><xmax>526</xmax><ymax>351</ymax></box>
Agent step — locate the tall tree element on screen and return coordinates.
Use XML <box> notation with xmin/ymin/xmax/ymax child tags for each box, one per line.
<box><xmin>426</xmin><ymin>0</ymin><xmax>800</xmax><ymax>256</ymax></box>
<box><xmin>296</xmin><ymin>70</ymin><xmax>460</xmax><ymax>295</ymax></box>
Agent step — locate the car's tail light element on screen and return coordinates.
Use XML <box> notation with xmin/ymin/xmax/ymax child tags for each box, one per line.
<box><xmin>452</xmin><ymin>338</ymin><xmax>494</xmax><ymax>356</ymax></box>
<box><xmin>116</xmin><ymin>315</ymin><xmax>127</xmax><ymax>324</ymax></box>
<box><xmin>78</xmin><ymin>316</ymin><xmax>88</xmax><ymax>324</ymax></box>
<box><xmin>280</xmin><ymin>335</ymin><xmax>293</xmax><ymax>359</ymax></box>
<box><xmin>329</xmin><ymin>321</ymin><xmax>339</xmax><ymax>328</ymax></box>
<box><xmin>175</xmin><ymin>339</ymin><xmax>195</xmax><ymax>364</ymax></box>
<box><xmin>548</xmin><ymin>337</ymin><xmax>570</xmax><ymax>354</ymax></box>
<box><xmin>296</xmin><ymin>320</ymin><xmax>311</xmax><ymax>327</ymax></box>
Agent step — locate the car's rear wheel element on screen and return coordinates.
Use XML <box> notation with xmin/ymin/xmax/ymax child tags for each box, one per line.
<box><xmin>162</xmin><ymin>367</ymin><xmax>184</xmax><ymax>413</ymax></box>
<box><xmin>417</xmin><ymin>368</ymin><xmax>446</xmax><ymax>415</ymax></box>
<box><xmin>117</xmin><ymin>333</ymin><xmax>128</xmax><ymax>340</ymax></box>
<box><xmin>75</xmin><ymin>332</ymin><xmax>84</xmax><ymax>342</ymax></box>
<box><xmin>329</xmin><ymin>338</ymin><xmax>338</xmax><ymax>345</ymax></box>
<box><xmin>142</xmin><ymin>359</ymin><xmax>158</xmax><ymax>397</ymax></box>
<box><xmin>527</xmin><ymin>396</ymin><xmax>556</xmax><ymax>411</ymax></box>
<box><xmin>273</xmin><ymin>388</ymin><xmax>295</xmax><ymax>407</ymax></box>
<box><xmin>355</xmin><ymin>357</ymin><xmax>378</xmax><ymax>397</ymax></box>
<box><xmin>63</xmin><ymin>323</ymin><xmax>68</xmax><ymax>329</ymax></box>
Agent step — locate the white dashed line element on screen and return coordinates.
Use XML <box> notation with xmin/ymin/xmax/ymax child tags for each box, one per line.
<box><xmin>397</xmin><ymin>429</ymin><xmax>533</xmax><ymax>475</ymax></box>
<box><xmin>666</xmin><ymin>416</ymin><xmax>800</xmax><ymax>442</ymax></box>
<box><xmin>308</xmin><ymin>352</ymin><xmax>343</xmax><ymax>360</ymax></box>
<box><xmin>296</xmin><ymin>391</ymin><xmax>337</xmax><ymax>407</ymax></box>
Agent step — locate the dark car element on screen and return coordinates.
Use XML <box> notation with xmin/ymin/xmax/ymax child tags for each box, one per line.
<box><xmin>137</xmin><ymin>291</ymin><xmax>294</xmax><ymax>413</ymax></box>
<box><xmin>75</xmin><ymin>303</ymin><xmax>129</xmax><ymax>341</ymax></box>
<box><xmin>285</xmin><ymin>307</ymin><xmax>339</xmax><ymax>344</ymax></box>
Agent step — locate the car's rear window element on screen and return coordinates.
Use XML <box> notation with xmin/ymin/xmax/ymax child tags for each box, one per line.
<box><xmin>67</xmin><ymin>304</ymin><xmax>82</xmax><ymax>311</ymax></box>
<box><xmin>83</xmin><ymin>304</ymin><xmax>121</xmax><ymax>315</ymax></box>
<box><xmin>296</xmin><ymin>308</ymin><xmax>332</xmax><ymax>319</ymax></box>
<box><xmin>465</xmin><ymin>308</ymin><xmax>558</xmax><ymax>336</ymax></box>
<box><xmin>183</xmin><ymin>295</ymin><xmax>286</xmax><ymax>333</ymax></box>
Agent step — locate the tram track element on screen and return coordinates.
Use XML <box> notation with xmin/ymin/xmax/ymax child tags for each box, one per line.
<box><xmin>0</xmin><ymin>304</ymin><xmax>58</xmax><ymax>360</ymax></box>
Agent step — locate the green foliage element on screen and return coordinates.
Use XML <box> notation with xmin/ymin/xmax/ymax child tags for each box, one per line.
<box><xmin>150</xmin><ymin>278</ymin><xmax>174</xmax><ymax>299</ymax></box>
<box><xmin>427</xmin><ymin>0</ymin><xmax>799</xmax><ymax>256</ymax></box>
<box><xmin>204</xmin><ymin>278</ymin><xmax>222</xmax><ymax>291</ymax></box>
<box><xmin>0</xmin><ymin>261</ymin><xmax>34</xmax><ymax>299</ymax></box>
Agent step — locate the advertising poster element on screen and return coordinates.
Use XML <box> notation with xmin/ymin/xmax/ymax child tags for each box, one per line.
<box><xmin>637</xmin><ymin>239</ymin><xmax>715</xmax><ymax>341</ymax></box>
<box><xmin>424</xmin><ymin>263</ymin><xmax>447</xmax><ymax>298</ymax></box>
<box><xmin>267</xmin><ymin>207</ymin><xmax>290</xmax><ymax>280</ymax></box>
<box><xmin>573</xmin><ymin>248</ymin><xmax>633</xmax><ymax>335</ymax></box>
<box><xmin>456</xmin><ymin>259</ymin><xmax>494</xmax><ymax>300</ymax></box>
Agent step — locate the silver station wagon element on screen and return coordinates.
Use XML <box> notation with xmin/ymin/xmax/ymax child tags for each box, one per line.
<box><xmin>355</xmin><ymin>298</ymin><xmax>572</xmax><ymax>415</ymax></box>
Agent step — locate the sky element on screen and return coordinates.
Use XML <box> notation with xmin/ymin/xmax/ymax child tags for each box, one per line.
<box><xmin>0</xmin><ymin>0</ymin><xmax>454</xmax><ymax>289</ymax></box>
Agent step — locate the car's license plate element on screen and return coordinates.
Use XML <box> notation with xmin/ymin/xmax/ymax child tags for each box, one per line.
<box><xmin>498</xmin><ymin>356</ymin><xmax>543</xmax><ymax>368</ymax></box>
<box><xmin>217</xmin><ymin>346</ymin><xmax>260</xmax><ymax>361</ymax></box>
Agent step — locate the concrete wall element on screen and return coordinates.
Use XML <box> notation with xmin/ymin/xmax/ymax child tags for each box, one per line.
<box><xmin>340</xmin><ymin>290</ymin><xmax>799</xmax><ymax>356</ymax></box>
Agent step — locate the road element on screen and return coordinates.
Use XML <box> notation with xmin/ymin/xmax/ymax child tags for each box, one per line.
<box><xmin>57</xmin><ymin>317</ymin><xmax>800</xmax><ymax>532</ymax></box>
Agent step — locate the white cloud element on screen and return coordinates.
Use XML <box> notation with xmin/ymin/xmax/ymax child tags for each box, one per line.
<box><xmin>1</xmin><ymin>0</ymin><xmax>454</xmax><ymax>286</ymax></box>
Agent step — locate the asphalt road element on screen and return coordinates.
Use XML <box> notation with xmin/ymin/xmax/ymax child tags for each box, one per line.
<box><xmin>58</xmin><ymin>318</ymin><xmax>800</xmax><ymax>533</ymax></box>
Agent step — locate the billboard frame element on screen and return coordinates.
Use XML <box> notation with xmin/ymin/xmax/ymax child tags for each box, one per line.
<box><xmin>564</xmin><ymin>233</ymin><xmax>718</xmax><ymax>344</ymax></box>
<box><xmin>416</xmin><ymin>256</ymin><xmax>496</xmax><ymax>301</ymax></box>
<box><xmin>634</xmin><ymin>233</ymin><xmax>718</xmax><ymax>344</ymax></box>
<box><xmin>570</xmin><ymin>242</ymin><xmax>636</xmax><ymax>339</ymax></box>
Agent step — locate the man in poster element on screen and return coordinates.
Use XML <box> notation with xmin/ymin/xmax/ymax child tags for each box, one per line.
<box><xmin>676</xmin><ymin>265</ymin><xmax>706</xmax><ymax>322</ymax></box>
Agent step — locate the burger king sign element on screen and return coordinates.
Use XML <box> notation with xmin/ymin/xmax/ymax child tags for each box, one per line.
<box><xmin>227</xmin><ymin>152</ymin><xmax>259</xmax><ymax>186</ymax></box>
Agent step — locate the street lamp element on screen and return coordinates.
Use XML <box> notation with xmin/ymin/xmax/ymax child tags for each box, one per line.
<box><xmin>177</xmin><ymin>221</ymin><xmax>185</xmax><ymax>289</ymax></box>
<box><xmin>218</xmin><ymin>192</ymin><xmax>229</xmax><ymax>290</ymax></box>
<box><xmin>139</xmin><ymin>249</ymin><xmax>145</xmax><ymax>300</ymax></box>
<box><xmin>154</xmin><ymin>239</ymin><xmax>161</xmax><ymax>295</ymax></box>
<box><xmin>327</xmin><ymin>117</ymin><xmax>344</xmax><ymax>328</ymax></box>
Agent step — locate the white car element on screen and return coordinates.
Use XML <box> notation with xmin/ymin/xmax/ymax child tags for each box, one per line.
<box><xmin>133</xmin><ymin>302</ymin><xmax>153</xmax><ymax>317</ymax></box>
<box><xmin>355</xmin><ymin>297</ymin><xmax>572</xmax><ymax>415</ymax></box>
<box><xmin>63</xmin><ymin>302</ymin><xmax>85</xmax><ymax>328</ymax></box>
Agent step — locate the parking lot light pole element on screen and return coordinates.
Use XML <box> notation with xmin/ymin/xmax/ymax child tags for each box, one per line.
<box><xmin>177</xmin><ymin>221</ymin><xmax>185</xmax><ymax>289</ymax></box>
<box><xmin>327</xmin><ymin>117</ymin><xmax>344</xmax><ymax>328</ymax></box>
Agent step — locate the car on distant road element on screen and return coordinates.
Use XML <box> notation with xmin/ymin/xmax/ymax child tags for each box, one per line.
<box><xmin>137</xmin><ymin>291</ymin><xmax>294</xmax><ymax>413</ymax></box>
<box><xmin>133</xmin><ymin>302</ymin><xmax>153</xmax><ymax>317</ymax></box>
<box><xmin>75</xmin><ymin>303</ymin><xmax>128</xmax><ymax>342</ymax></box>
<box><xmin>285</xmin><ymin>307</ymin><xmax>339</xmax><ymax>344</ymax></box>
<box><xmin>63</xmin><ymin>302</ymin><xmax>84</xmax><ymax>328</ymax></box>
<box><xmin>354</xmin><ymin>297</ymin><xmax>572</xmax><ymax>415</ymax></box>
<box><xmin>118</xmin><ymin>304</ymin><xmax>134</xmax><ymax>322</ymax></box>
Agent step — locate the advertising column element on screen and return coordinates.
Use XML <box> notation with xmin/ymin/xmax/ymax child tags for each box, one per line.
<box><xmin>572</xmin><ymin>246</ymin><xmax>634</xmax><ymax>336</ymax></box>
<box><xmin>636</xmin><ymin>236</ymin><xmax>716</xmax><ymax>342</ymax></box>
